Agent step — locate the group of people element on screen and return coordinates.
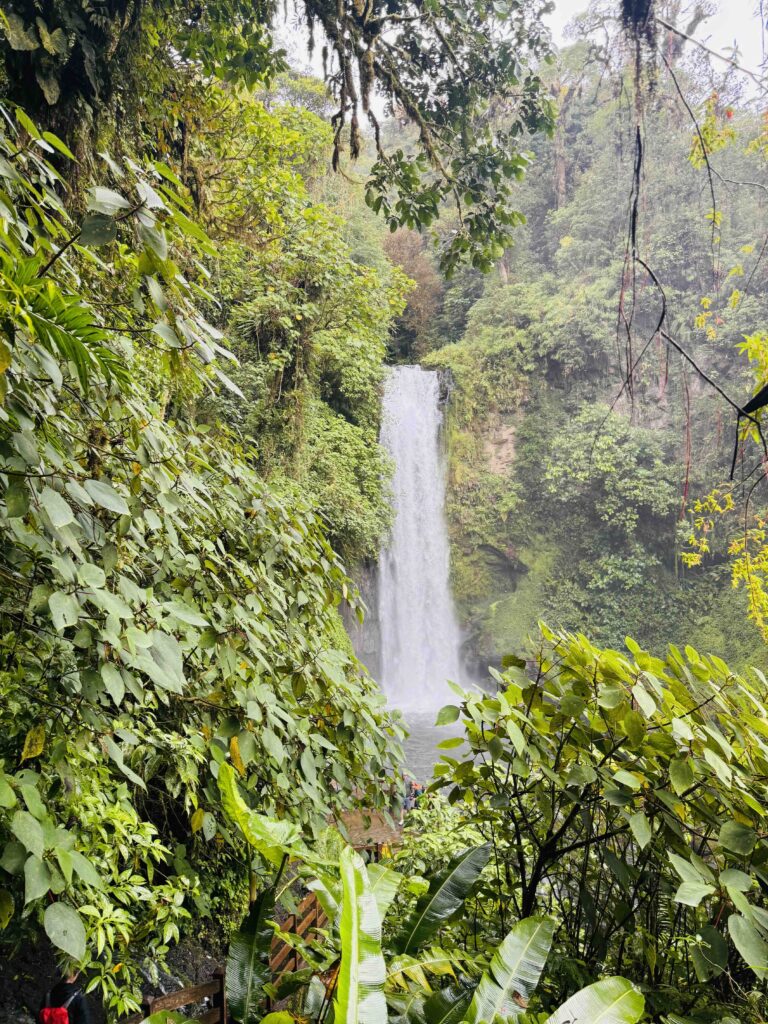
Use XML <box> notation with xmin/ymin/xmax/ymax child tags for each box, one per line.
<box><xmin>398</xmin><ymin>775</ymin><xmax>425</xmax><ymax>824</ymax></box>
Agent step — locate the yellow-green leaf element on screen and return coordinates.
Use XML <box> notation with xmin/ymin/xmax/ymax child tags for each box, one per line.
<box><xmin>20</xmin><ymin>724</ymin><xmax>44</xmax><ymax>762</ymax></box>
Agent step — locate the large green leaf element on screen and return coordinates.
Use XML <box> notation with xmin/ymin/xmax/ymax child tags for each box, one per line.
<box><xmin>218</xmin><ymin>763</ymin><xmax>310</xmax><ymax>867</ymax></box>
<box><xmin>719</xmin><ymin>820</ymin><xmax>757</xmax><ymax>856</ymax></box>
<box><xmin>83</xmin><ymin>477</ymin><xmax>129</xmax><ymax>515</ymax></box>
<box><xmin>307</xmin><ymin>872</ymin><xmax>341</xmax><ymax>922</ymax></box>
<box><xmin>367</xmin><ymin>862</ymin><xmax>402</xmax><ymax>923</ymax></box>
<box><xmin>333</xmin><ymin>846</ymin><xmax>387</xmax><ymax>1024</ymax></box>
<box><xmin>24</xmin><ymin>855</ymin><xmax>51</xmax><ymax>904</ymax></box>
<box><xmin>394</xmin><ymin>844</ymin><xmax>491</xmax><ymax>954</ymax></box>
<box><xmin>465</xmin><ymin>916</ymin><xmax>555</xmax><ymax>1023</ymax></box>
<box><xmin>729</xmin><ymin>913</ymin><xmax>768</xmax><ymax>978</ymax></box>
<box><xmin>227</xmin><ymin>885</ymin><xmax>275</xmax><ymax>1024</ymax></box>
<box><xmin>388</xmin><ymin>989</ymin><xmax>426</xmax><ymax>1024</ymax></box>
<box><xmin>11</xmin><ymin>811</ymin><xmax>44</xmax><ymax>859</ymax></box>
<box><xmin>387</xmin><ymin>946</ymin><xmax>472</xmax><ymax>990</ymax></box>
<box><xmin>543</xmin><ymin>977</ymin><xmax>645</xmax><ymax>1024</ymax></box>
<box><xmin>690</xmin><ymin>924</ymin><xmax>728</xmax><ymax>982</ymax></box>
<box><xmin>44</xmin><ymin>902</ymin><xmax>86</xmax><ymax>962</ymax></box>
<box><xmin>421</xmin><ymin>986</ymin><xmax>472</xmax><ymax>1024</ymax></box>
<box><xmin>395</xmin><ymin>985</ymin><xmax>474</xmax><ymax>1024</ymax></box>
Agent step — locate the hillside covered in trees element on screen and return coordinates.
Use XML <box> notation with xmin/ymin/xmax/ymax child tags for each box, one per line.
<box><xmin>381</xmin><ymin>16</ymin><xmax>768</xmax><ymax>673</ymax></box>
<box><xmin>5</xmin><ymin>1</ymin><xmax>768</xmax><ymax>1024</ymax></box>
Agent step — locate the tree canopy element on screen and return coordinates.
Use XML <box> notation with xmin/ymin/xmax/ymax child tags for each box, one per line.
<box><xmin>0</xmin><ymin>0</ymin><xmax>555</xmax><ymax>271</ymax></box>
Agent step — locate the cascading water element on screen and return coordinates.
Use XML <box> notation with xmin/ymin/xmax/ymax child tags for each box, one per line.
<box><xmin>378</xmin><ymin>365</ymin><xmax>464</xmax><ymax>712</ymax></box>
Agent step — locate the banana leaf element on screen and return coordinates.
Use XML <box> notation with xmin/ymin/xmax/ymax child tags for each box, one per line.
<box><xmin>391</xmin><ymin>983</ymin><xmax>471</xmax><ymax>1024</ymax></box>
<box><xmin>387</xmin><ymin>946</ymin><xmax>476</xmax><ymax>991</ymax></box>
<box><xmin>265</xmin><ymin>967</ymin><xmax>315</xmax><ymax>1002</ymax></box>
<box><xmin>333</xmin><ymin>846</ymin><xmax>388</xmax><ymax>1024</ymax></box>
<box><xmin>544</xmin><ymin>977</ymin><xmax>645</xmax><ymax>1024</ymax></box>
<box><xmin>422</xmin><ymin>985</ymin><xmax>473</xmax><ymax>1024</ymax></box>
<box><xmin>304</xmin><ymin>974</ymin><xmax>330</xmax><ymax>1020</ymax></box>
<box><xmin>308</xmin><ymin>871</ymin><xmax>342</xmax><ymax>922</ymax></box>
<box><xmin>465</xmin><ymin>916</ymin><xmax>555</xmax><ymax>1023</ymax></box>
<box><xmin>367</xmin><ymin>861</ymin><xmax>402</xmax><ymax>922</ymax></box>
<box><xmin>388</xmin><ymin>954</ymin><xmax>433</xmax><ymax>993</ymax></box>
<box><xmin>388</xmin><ymin>988</ymin><xmax>428</xmax><ymax>1024</ymax></box>
<box><xmin>227</xmin><ymin>884</ymin><xmax>275</xmax><ymax>1024</ymax></box>
<box><xmin>218</xmin><ymin>763</ymin><xmax>311</xmax><ymax>867</ymax></box>
<box><xmin>394</xmin><ymin>844</ymin><xmax>491</xmax><ymax>954</ymax></box>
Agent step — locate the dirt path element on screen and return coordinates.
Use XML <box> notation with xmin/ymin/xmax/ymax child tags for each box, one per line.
<box><xmin>339</xmin><ymin>809</ymin><xmax>401</xmax><ymax>849</ymax></box>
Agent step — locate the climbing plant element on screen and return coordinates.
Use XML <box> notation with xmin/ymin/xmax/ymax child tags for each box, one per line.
<box><xmin>0</xmin><ymin>103</ymin><xmax>403</xmax><ymax>1015</ymax></box>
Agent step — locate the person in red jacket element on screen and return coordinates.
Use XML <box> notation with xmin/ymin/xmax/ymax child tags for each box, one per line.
<box><xmin>39</xmin><ymin>970</ymin><xmax>92</xmax><ymax>1024</ymax></box>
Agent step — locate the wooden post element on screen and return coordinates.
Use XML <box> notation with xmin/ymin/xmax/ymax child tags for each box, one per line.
<box><xmin>213</xmin><ymin>966</ymin><xmax>227</xmax><ymax>1024</ymax></box>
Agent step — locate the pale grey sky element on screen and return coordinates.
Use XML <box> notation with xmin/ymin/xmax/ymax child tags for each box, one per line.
<box><xmin>547</xmin><ymin>1</ymin><xmax>766</xmax><ymax>73</ymax></box>
<box><xmin>276</xmin><ymin>2</ymin><xmax>767</xmax><ymax>91</ymax></box>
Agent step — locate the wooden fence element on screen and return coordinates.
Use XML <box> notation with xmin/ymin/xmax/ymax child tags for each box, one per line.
<box><xmin>270</xmin><ymin>842</ymin><xmax>384</xmax><ymax>978</ymax></box>
<box><xmin>128</xmin><ymin>968</ymin><xmax>226</xmax><ymax>1023</ymax></box>
<box><xmin>269</xmin><ymin>891</ymin><xmax>328</xmax><ymax>978</ymax></box>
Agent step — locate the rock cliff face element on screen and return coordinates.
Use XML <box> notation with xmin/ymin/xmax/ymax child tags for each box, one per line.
<box><xmin>432</xmin><ymin>363</ymin><xmax>767</xmax><ymax>673</ymax></box>
<box><xmin>344</xmin><ymin>559</ymin><xmax>381</xmax><ymax>681</ymax></box>
<box><xmin>436</xmin><ymin>367</ymin><xmax>455</xmax><ymax>405</ymax></box>
<box><xmin>482</xmin><ymin>422</ymin><xmax>517</xmax><ymax>475</ymax></box>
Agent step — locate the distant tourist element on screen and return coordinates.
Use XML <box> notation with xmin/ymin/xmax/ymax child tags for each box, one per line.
<box><xmin>389</xmin><ymin>777</ymin><xmax>405</xmax><ymax>825</ymax></box>
<box><xmin>39</xmin><ymin>970</ymin><xmax>91</xmax><ymax>1024</ymax></box>
<box><xmin>403</xmin><ymin>776</ymin><xmax>416</xmax><ymax>816</ymax></box>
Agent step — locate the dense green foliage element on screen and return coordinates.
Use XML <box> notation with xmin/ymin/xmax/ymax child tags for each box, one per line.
<box><xmin>214</xmin><ymin>762</ymin><xmax>645</xmax><ymax>1024</ymax></box>
<box><xmin>0</xmin><ymin>0</ymin><xmax>568</xmax><ymax>1007</ymax></box>
<box><xmin>0</xmin><ymin>0</ymin><xmax>555</xmax><ymax>272</ymax></box>
<box><xmin>0</xmin><ymin>45</ymin><xmax>447</xmax><ymax>1021</ymax></box>
<box><xmin>406</xmin><ymin>37</ymin><xmax>768</xmax><ymax>671</ymax></box>
<box><xmin>434</xmin><ymin>626</ymin><xmax>768</xmax><ymax>1020</ymax></box>
<box><xmin>0</xmin><ymin>91</ymin><xmax>410</xmax><ymax>1012</ymax></box>
<box><xmin>126</xmin><ymin>627</ymin><xmax>768</xmax><ymax>1024</ymax></box>
<box><xmin>210</xmin><ymin>168</ymin><xmax>409</xmax><ymax>563</ymax></box>
<box><xmin>7</xmin><ymin>2</ymin><xmax>768</xmax><ymax>1023</ymax></box>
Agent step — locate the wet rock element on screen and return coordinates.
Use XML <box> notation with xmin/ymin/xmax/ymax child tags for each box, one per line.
<box><xmin>436</xmin><ymin>367</ymin><xmax>455</xmax><ymax>404</ymax></box>
<box><xmin>477</xmin><ymin>543</ymin><xmax>525</xmax><ymax>585</ymax></box>
<box><xmin>0</xmin><ymin>1011</ymin><xmax>36</xmax><ymax>1024</ymax></box>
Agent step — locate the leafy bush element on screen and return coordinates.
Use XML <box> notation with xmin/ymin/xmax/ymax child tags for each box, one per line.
<box><xmin>217</xmin><ymin>764</ymin><xmax>645</xmax><ymax>1024</ymax></box>
<box><xmin>435</xmin><ymin>626</ymin><xmax>768</xmax><ymax>1021</ymax></box>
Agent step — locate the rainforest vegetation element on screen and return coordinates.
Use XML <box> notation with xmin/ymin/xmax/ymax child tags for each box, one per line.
<box><xmin>4</xmin><ymin>0</ymin><xmax>768</xmax><ymax>1023</ymax></box>
<box><xmin>409</xmin><ymin>25</ymin><xmax>768</xmax><ymax>673</ymax></box>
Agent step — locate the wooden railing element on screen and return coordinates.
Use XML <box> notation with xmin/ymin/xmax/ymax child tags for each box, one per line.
<box><xmin>270</xmin><ymin>891</ymin><xmax>328</xmax><ymax>978</ymax></box>
<box><xmin>127</xmin><ymin>967</ymin><xmax>226</xmax><ymax>1023</ymax></box>
<box><xmin>268</xmin><ymin>846</ymin><xmax>387</xmax><ymax>979</ymax></box>
<box><xmin>124</xmin><ymin>894</ymin><xmax>327</xmax><ymax>1022</ymax></box>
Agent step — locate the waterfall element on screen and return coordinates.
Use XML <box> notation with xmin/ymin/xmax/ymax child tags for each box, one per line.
<box><xmin>378</xmin><ymin>365</ymin><xmax>463</xmax><ymax>709</ymax></box>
